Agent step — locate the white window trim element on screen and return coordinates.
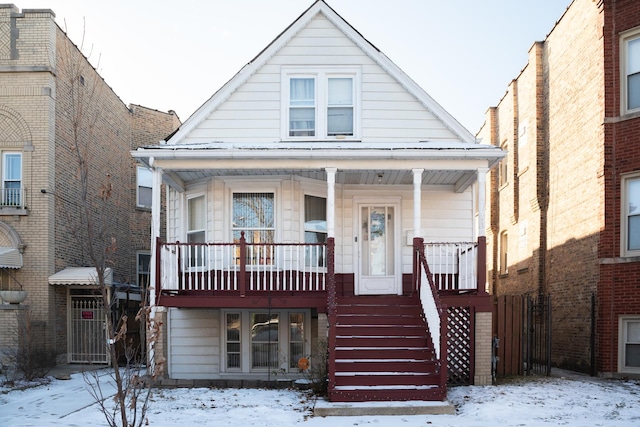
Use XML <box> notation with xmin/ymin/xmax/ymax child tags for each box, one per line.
<box><xmin>136</xmin><ymin>166</ymin><xmax>152</xmax><ymax>209</ymax></box>
<box><xmin>618</xmin><ymin>316</ymin><xmax>640</xmax><ymax>374</ymax></box>
<box><xmin>621</xmin><ymin>173</ymin><xmax>640</xmax><ymax>257</ymax></box>
<box><xmin>183</xmin><ymin>192</ymin><xmax>207</xmax><ymax>271</ymax></box>
<box><xmin>224</xmin><ymin>179</ymin><xmax>282</xmax><ymax>243</ymax></box>
<box><xmin>2</xmin><ymin>152</ymin><xmax>22</xmax><ymax>206</ymax></box>
<box><xmin>299</xmin><ymin>180</ymin><xmax>327</xmax><ymax>242</ymax></box>
<box><xmin>620</xmin><ymin>27</ymin><xmax>640</xmax><ymax>115</ymax></box>
<box><xmin>185</xmin><ymin>193</ymin><xmax>207</xmax><ymax>242</ymax></box>
<box><xmin>220</xmin><ymin>309</ymin><xmax>310</xmax><ymax>374</ymax></box>
<box><xmin>281</xmin><ymin>66</ymin><xmax>361</xmax><ymax>141</ymax></box>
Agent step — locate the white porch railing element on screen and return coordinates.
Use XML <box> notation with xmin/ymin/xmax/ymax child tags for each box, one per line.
<box><xmin>158</xmin><ymin>240</ymin><xmax>327</xmax><ymax>294</ymax></box>
<box><xmin>423</xmin><ymin>242</ymin><xmax>478</xmax><ymax>291</ymax></box>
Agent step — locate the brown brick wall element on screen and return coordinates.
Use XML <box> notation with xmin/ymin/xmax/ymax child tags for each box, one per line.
<box><xmin>479</xmin><ymin>0</ymin><xmax>604</xmax><ymax>373</ymax></box>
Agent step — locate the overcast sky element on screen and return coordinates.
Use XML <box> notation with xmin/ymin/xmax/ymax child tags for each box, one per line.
<box><xmin>22</xmin><ymin>0</ymin><xmax>573</xmax><ymax>133</ymax></box>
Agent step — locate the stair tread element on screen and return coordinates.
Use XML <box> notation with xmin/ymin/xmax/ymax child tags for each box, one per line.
<box><xmin>334</xmin><ymin>385</ymin><xmax>438</xmax><ymax>390</ymax></box>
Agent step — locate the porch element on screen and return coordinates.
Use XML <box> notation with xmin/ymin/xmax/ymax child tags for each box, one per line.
<box><xmin>153</xmin><ymin>235</ymin><xmax>489</xmax><ymax>400</ymax></box>
<box><xmin>154</xmin><ymin>236</ymin><xmax>487</xmax><ymax>309</ymax></box>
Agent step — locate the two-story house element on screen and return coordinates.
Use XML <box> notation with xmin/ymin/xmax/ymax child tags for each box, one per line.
<box><xmin>479</xmin><ymin>0</ymin><xmax>640</xmax><ymax>378</ymax></box>
<box><xmin>134</xmin><ymin>0</ymin><xmax>504</xmax><ymax>402</ymax></box>
<box><xmin>0</xmin><ymin>5</ymin><xmax>180</xmax><ymax>368</ymax></box>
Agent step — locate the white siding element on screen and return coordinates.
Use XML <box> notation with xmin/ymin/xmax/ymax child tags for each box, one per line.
<box><xmin>169</xmin><ymin>177</ymin><xmax>474</xmax><ymax>276</ymax></box>
<box><xmin>181</xmin><ymin>14</ymin><xmax>458</xmax><ymax>145</ymax></box>
<box><xmin>168</xmin><ymin>308</ymin><xmax>220</xmax><ymax>379</ymax></box>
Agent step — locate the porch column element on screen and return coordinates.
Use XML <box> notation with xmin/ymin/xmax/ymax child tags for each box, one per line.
<box><xmin>477</xmin><ymin>167</ymin><xmax>488</xmax><ymax>293</ymax></box>
<box><xmin>326</xmin><ymin>168</ymin><xmax>337</xmax><ymax>238</ymax></box>
<box><xmin>149</xmin><ymin>161</ymin><xmax>163</xmax><ymax>308</ymax></box>
<box><xmin>412</xmin><ymin>169</ymin><xmax>424</xmax><ymax>238</ymax></box>
<box><xmin>476</xmin><ymin>168</ymin><xmax>488</xmax><ymax>237</ymax></box>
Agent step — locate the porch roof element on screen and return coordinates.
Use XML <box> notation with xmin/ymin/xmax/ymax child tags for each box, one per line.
<box><xmin>132</xmin><ymin>140</ymin><xmax>505</xmax><ymax>191</ymax></box>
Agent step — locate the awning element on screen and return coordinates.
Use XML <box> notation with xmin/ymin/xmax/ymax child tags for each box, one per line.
<box><xmin>0</xmin><ymin>247</ymin><xmax>22</xmax><ymax>269</ymax></box>
<box><xmin>48</xmin><ymin>267</ymin><xmax>113</xmax><ymax>286</ymax></box>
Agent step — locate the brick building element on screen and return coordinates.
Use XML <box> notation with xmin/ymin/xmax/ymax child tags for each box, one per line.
<box><xmin>479</xmin><ymin>0</ymin><xmax>640</xmax><ymax>377</ymax></box>
<box><xmin>0</xmin><ymin>5</ymin><xmax>179</xmax><ymax>365</ymax></box>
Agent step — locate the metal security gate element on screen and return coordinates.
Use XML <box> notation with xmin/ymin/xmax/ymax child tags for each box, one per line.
<box><xmin>524</xmin><ymin>294</ymin><xmax>552</xmax><ymax>375</ymax></box>
<box><xmin>70</xmin><ymin>295</ymin><xmax>109</xmax><ymax>364</ymax></box>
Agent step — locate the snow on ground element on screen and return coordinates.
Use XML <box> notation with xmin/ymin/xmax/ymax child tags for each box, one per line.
<box><xmin>1</xmin><ymin>370</ymin><xmax>639</xmax><ymax>426</ymax></box>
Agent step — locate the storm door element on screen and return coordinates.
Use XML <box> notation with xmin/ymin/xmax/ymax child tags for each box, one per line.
<box><xmin>357</xmin><ymin>204</ymin><xmax>400</xmax><ymax>295</ymax></box>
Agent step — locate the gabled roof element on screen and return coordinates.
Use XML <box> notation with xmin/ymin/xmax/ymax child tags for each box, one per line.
<box><xmin>164</xmin><ymin>0</ymin><xmax>475</xmax><ymax>145</ymax></box>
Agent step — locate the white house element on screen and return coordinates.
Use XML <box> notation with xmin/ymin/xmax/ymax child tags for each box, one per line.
<box><xmin>133</xmin><ymin>0</ymin><xmax>504</xmax><ymax>402</ymax></box>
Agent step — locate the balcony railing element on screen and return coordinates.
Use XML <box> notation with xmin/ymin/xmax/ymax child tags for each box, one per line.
<box><xmin>157</xmin><ymin>232</ymin><xmax>329</xmax><ymax>298</ymax></box>
<box><xmin>0</xmin><ymin>187</ymin><xmax>25</xmax><ymax>208</ymax></box>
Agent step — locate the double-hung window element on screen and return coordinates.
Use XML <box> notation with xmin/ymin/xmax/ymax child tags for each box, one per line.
<box><xmin>137</xmin><ymin>252</ymin><xmax>151</xmax><ymax>287</ymax></box>
<box><xmin>289</xmin><ymin>78</ymin><xmax>316</xmax><ymax>137</ymax></box>
<box><xmin>187</xmin><ymin>195</ymin><xmax>206</xmax><ymax>267</ymax></box>
<box><xmin>623</xmin><ymin>175</ymin><xmax>640</xmax><ymax>256</ymax></box>
<box><xmin>304</xmin><ymin>195</ymin><xmax>327</xmax><ymax>267</ymax></box>
<box><xmin>136</xmin><ymin>166</ymin><xmax>152</xmax><ymax>209</ymax></box>
<box><xmin>622</xmin><ymin>30</ymin><xmax>640</xmax><ymax>114</ymax></box>
<box><xmin>619</xmin><ymin>317</ymin><xmax>640</xmax><ymax>373</ymax></box>
<box><xmin>2</xmin><ymin>152</ymin><xmax>22</xmax><ymax>207</ymax></box>
<box><xmin>284</xmin><ymin>68</ymin><xmax>359</xmax><ymax>140</ymax></box>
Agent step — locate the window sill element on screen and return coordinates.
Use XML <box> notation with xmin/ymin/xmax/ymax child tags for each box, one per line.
<box><xmin>604</xmin><ymin>110</ymin><xmax>640</xmax><ymax>123</ymax></box>
<box><xmin>0</xmin><ymin>207</ymin><xmax>28</xmax><ymax>216</ymax></box>
<box><xmin>600</xmin><ymin>255</ymin><xmax>640</xmax><ymax>264</ymax></box>
<box><xmin>498</xmin><ymin>272</ymin><xmax>509</xmax><ymax>279</ymax></box>
<box><xmin>135</xmin><ymin>206</ymin><xmax>152</xmax><ymax>213</ymax></box>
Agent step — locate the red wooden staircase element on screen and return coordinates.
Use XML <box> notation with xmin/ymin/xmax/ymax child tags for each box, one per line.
<box><xmin>328</xmin><ymin>294</ymin><xmax>446</xmax><ymax>402</ymax></box>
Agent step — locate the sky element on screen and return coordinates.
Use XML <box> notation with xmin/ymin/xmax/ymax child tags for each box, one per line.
<box><xmin>1</xmin><ymin>369</ymin><xmax>640</xmax><ymax>426</ymax></box>
<box><xmin>19</xmin><ymin>0</ymin><xmax>573</xmax><ymax>133</ymax></box>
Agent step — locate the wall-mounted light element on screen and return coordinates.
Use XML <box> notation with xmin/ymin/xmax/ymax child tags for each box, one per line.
<box><xmin>377</xmin><ymin>173</ymin><xmax>383</xmax><ymax>184</ymax></box>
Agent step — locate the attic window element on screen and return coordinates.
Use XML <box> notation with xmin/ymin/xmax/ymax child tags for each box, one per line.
<box><xmin>283</xmin><ymin>67</ymin><xmax>360</xmax><ymax>140</ymax></box>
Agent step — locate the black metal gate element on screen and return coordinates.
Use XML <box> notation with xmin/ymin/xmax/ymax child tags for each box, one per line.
<box><xmin>524</xmin><ymin>294</ymin><xmax>552</xmax><ymax>376</ymax></box>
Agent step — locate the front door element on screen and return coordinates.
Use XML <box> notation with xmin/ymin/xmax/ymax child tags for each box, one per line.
<box><xmin>357</xmin><ymin>203</ymin><xmax>401</xmax><ymax>295</ymax></box>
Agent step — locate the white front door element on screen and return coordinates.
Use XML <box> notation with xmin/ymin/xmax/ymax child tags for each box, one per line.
<box><xmin>356</xmin><ymin>203</ymin><xmax>401</xmax><ymax>295</ymax></box>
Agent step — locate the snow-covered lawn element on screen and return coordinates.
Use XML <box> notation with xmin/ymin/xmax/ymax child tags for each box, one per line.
<box><xmin>1</xmin><ymin>370</ymin><xmax>639</xmax><ymax>426</ymax></box>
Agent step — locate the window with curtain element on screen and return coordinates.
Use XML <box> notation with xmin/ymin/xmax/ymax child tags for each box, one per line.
<box><xmin>626</xmin><ymin>35</ymin><xmax>640</xmax><ymax>111</ymax></box>
<box><xmin>289</xmin><ymin>78</ymin><xmax>316</xmax><ymax>136</ymax></box>
<box><xmin>251</xmin><ymin>313</ymin><xmax>279</xmax><ymax>369</ymax></box>
<box><xmin>233</xmin><ymin>193</ymin><xmax>275</xmax><ymax>265</ymax></box>
<box><xmin>137</xmin><ymin>166</ymin><xmax>152</xmax><ymax>209</ymax></box>
<box><xmin>284</xmin><ymin>68</ymin><xmax>359</xmax><ymax>139</ymax></box>
<box><xmin>2</xmin><ymin>152</ymin><xmax>21</xmax><ymax>206</ymax></box>
<box><xmin>226</xmin><ymin>313</ymin><xmax>241</xmax><ymax>369</ymax></box>
<box><xmin>327</xmin><ymin>77</ymin><xmax>353</xmax><ymax>136</ymax></box>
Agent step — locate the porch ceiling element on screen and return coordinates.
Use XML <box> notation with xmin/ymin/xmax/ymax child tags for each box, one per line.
<box><xmin>167</xmin><ymin>168</ymin><xmax>473</xmax><ymax>187</ymax></box>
